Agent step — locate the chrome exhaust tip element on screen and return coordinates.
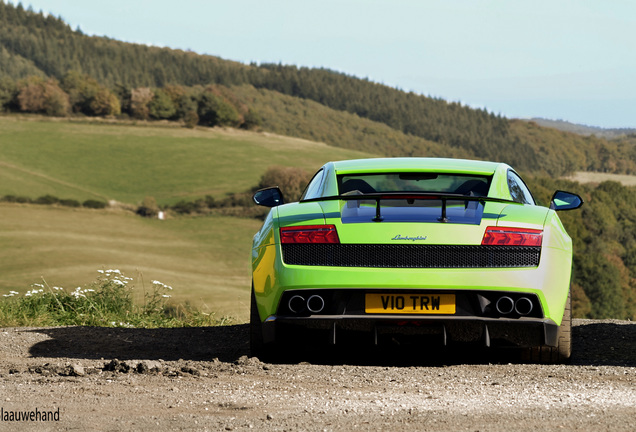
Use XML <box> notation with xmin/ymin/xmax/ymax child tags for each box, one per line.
<box><xmin>515</xmin><ymin>297</ymin><xmax>533</xmax><ymax>316</ymax></box>
<box><xmin>495</xmin><ymin>296</ymin><xmax>515</xmax><ymax>315</ymax></box>
<box><xmin>306</xmin><ymin>295</ymin><xmax>325</xmax><ymax>313</ymax></box>
<box><xmin>288</xmin><ymin>295</ymin><xmax>306</xmax><ymax>314</ymax></box>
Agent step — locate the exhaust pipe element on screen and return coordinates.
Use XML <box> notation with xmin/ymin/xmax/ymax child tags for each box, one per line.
<box><xmin>495</xmin><ymin>296</ymin><xmax>515</xmax><ymax>315</ymax></box>
<box><xmin>307</xmin><ymin>295</ymin><xmax>325</xmax><ymax>313</ymax></box>
<box><xmin>288</xmin><ymin>295</ymin><xmax>306</xmax><ymax>314</ymax></box>
<box><xmin>515</xmin><ymin>297</ymin><xmax>533</xmax><ymax>316</ymax></box>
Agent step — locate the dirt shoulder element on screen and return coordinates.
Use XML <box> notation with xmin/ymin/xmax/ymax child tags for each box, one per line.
<box><xmin>0</xmin><ymin>319</ymin><xmax>634</xmax><ymax>431</ymax></box>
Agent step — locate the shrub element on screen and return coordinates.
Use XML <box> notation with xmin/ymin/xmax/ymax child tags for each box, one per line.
<box><xmin>59</xmin><ymin>199</ymin><xmax>81</xmax><ymax>207</ymax></box>
<box><xmin>257</xmin><ymin>166</ymin><xmax>312</xmax><ymax>202</ymax></box>
<box><xmin>218</xmin><ymin>193</ymin><xmax>252</xmax><ymax>208</ymax></box>
<box><xmin>2</xmin><ymin>195</ymin><xmax>31</xmax><ymax>203</ymax></box>
<box><xmin>171</xmin><ymin>200</ymin><xmax>200</xmax><ymax>214</ymax></box>
<box><xmin>34</xmin><ymin>194</ymin><xmax>59</xmax><ymax>205</ymax></box>
<box><xmin>137</xmin><ymin>196</ymin><xmax>159</xmax><ymax>217</ymax></box>
<box><xmin>83</xmin><ymin>199</ymin><xmax>107</xmax><ymax>209</ymax></box>
<box><xmin>204</xmin><ymin>195</ymin><xmax>217</xmax><ymax>208</ymax></box>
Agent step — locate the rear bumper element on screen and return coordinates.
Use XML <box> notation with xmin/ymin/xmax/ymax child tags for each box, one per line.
<box><xmin>253</xmin><ymin>244</ymin><xmax>573</xmax><ymax>324</ymax></box>
<box><xmin>262</xmin><ymin>315</ymin><xmax>559</xmax><ymax>349</ymax></box>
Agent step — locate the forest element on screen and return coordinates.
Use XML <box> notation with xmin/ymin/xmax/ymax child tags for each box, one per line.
<box><xmin>1</xmin><ymin>2</ymin><xmax>635</xmax><ymax>176</ymax></box>
<box><xmin>0</xmin><ymin>2</ymin><xmax>634</xmax><ymax>319</ymax></box>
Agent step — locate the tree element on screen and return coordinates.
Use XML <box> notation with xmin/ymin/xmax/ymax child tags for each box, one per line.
<box><xmin>89</xmin><ymin>88</ymin><xmax>121</xmax><ymax>116</ymax></box>
<box><xmin>0</xmin><ymin>76</ymin><xmax>18</xmax><ymax>111</ymax></box>
<box><xmin>61</xmin><ymin>71</ymin><xmax>99</xmax><ymax>113</ymax></box>
<box><xmin>130</xmin><ymin>87</ymin><xmax>153</xmax><ymax>119</ymax></box>
<box><xmin>241</xmin><ymin>107</ymin><xmax>262</xmax><ymax>130</ymax></box>
<box><xmin>17</xmin><ymin>76</ymin><xmax>69</xmax><ymax>116</ymax></box>
<box><xmin>42</xmin><ymin>81</ymin><xmax>70</xmax><ymax>116</ymax></box>
<box><xmin>258</xmin><ymin>166</ymin><xmax>312</xmax><ymax>202</ymax></box>
<box><xmin>183</xmin><ymin>110</ymin><xmax>198</xmax><ymax>128</ymax></box>
<box><xmin>197</xmin><ymin>87</ymin><xmax>240</xmax><ymax>127</ymax></box>
<box><xmin>148</xmin><ymin>88</ymin><xmax>176</xmax><ymax>119</ymax></box>
<box><xmin>61</xmin><ymin>71</ymin><xmax>120</xmax><ymax>116</ymax></box>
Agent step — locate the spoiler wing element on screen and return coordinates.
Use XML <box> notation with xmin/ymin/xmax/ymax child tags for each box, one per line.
<box><xmin>301</xmin><ymin>192</ymin><xmax>514</xmax><ymax>223</ymax></box>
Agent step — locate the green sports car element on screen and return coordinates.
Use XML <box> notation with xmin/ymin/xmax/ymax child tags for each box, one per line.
<box><xmin>250</xmin><ymin>158</ymin><xmax>583</xmax><ymax>363</ymax></box>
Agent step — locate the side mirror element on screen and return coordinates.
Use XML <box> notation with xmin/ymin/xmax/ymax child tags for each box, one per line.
<box><xmin>550</xmin><ymin>190</ymin><xmax>583</xmax><ymax>211</ymax></box>
<box><xmin>253</xmin><ymin>187</ymin><xmax>285</xmax><ymax>207</ymax></box>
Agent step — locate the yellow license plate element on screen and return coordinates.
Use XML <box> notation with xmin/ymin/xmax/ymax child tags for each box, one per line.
<box><xmin>365</xmin><ymin>293</ymin><xmax>456</xmax><ymax>314</ymax></box>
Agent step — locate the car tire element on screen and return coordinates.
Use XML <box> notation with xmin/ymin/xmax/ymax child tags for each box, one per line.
<box><xmin>523</xmin><ymin>288</ymin><xmax>572</xmax><ymax>364</ymax></box>
<box><xmin>250</xmin><ymin>285</ymin><xmax>265</xmax><ymax>358</ymax></box>
<box><xmin>250</xmin><ymin>285</ymin><xmax>281</xmax><ymax>362</ymax></box>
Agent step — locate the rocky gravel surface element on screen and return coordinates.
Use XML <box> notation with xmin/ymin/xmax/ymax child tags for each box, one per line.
<box><xmin>0</xmin><ymin>319</ymin><xmax>634</xmax><ymax>431</ymax></box>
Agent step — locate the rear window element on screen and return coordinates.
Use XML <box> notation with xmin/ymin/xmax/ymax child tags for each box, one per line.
<box><xmin>337</xmin><ymin>173</ymin><xmax>491</xmax><ymax>196</ymax></box>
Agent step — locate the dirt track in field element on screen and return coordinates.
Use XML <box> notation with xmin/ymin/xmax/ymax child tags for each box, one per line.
<box><xmin>0</xmin><ymin>319</ymin><xmax>634</xmax><ymax>431</ymax></box>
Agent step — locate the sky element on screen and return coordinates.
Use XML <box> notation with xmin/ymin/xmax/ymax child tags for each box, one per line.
<box><xmin>18</xmin><ymin>0</ymin><xmax>636</xmax><ymax>128</ymax></box>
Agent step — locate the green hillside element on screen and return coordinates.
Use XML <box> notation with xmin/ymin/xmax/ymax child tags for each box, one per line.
<box><xmin>0</xmin><ymin>115</ymin><xmax>373</xmax><ymax>205</ymax></box>
<box><xmin>0</xmin><ymin>2</ymin><xmax>634</xmax><ymax>176</ymax></box>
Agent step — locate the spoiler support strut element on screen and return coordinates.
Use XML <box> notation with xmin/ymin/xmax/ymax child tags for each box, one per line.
<box><xmin>303</xmin><ymin>192</ymin><xmax>513</xmax><ymax>224</ymax></box>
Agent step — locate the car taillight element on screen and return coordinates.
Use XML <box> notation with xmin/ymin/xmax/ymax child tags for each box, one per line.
<box><xmin>280</xmin><ymin>225</ymin><xmax>340</xmax><ymax>244</ymax></box>
<box><xmin>481</xmin><ymin>227</ymin><xmax>543</xmax><ymax>246</ymax></box>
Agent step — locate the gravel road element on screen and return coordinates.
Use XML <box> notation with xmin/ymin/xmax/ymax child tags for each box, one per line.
<box><xmin>0</xmin><ymin>319</ymin><xmax>634</xmax><ymax>431</ymax></box>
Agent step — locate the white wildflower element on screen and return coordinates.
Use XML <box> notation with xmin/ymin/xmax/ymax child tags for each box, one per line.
<box><xmin>111</xmin><ymin>280</ymin><xmax>125</xmax><ymax>286</ymax></box>
<box><xmin>110</xmin><ymin>322</ymin><xmax>134</xmax><ymax>328</ymax></box>
<box><xmin>152</xmin><ymin>280</ymin><xmax>173</xmax><ymax>290</ymax></box>
<box><xmin>162</xmin><ymin>295</ymin><xmax>171</xmax><ymax>298</ymax></box>
<box><xmin>71</xmin><ymin>287</ymin><xmax>86</xmax><ymax>298</ymax></box>
<box><xmin>53</xmin><ymin>286</ymin><xmax>63</xmax><ymax>291</ymax></box>
<box><xmin>25</xmin><ymin>289</ymin><xmax>44</xmax><ymax>297</ymax></box>
<box><xmin>97</xmin><ymin>270</ymin><xmax>104</xmax><ymax>274</ymax></box>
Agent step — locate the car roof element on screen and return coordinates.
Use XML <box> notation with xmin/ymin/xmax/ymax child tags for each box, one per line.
<box><xmin>331</xmin><ymin>157</ymin><xmax>506</xmax><ymax>175</ymax></box>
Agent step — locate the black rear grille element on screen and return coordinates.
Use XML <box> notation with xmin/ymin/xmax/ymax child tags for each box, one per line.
<box><xmin>282</xmin><ymin>244</ymin><xmax>540</xmax><ymax>268</ymax></box>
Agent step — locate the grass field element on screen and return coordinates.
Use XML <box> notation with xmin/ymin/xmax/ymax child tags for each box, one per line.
<box><xmin>0</xmin><ymin>115</ymin><xmax>374</xmax><ymax>205</ymax></box>
<box><xmin>565</xmin><ymin>171</ymin><xmax>636</xmax><ymax>186</ymax></box>
<box><xmin>0</xmin><ymin>204</ymin><xmax>262</xmax><ymax>321</ymax></box>
<box><xmin>0</xmin><ymin>115</ymin><xmax>377</xmax><ymax>322</ymax></box>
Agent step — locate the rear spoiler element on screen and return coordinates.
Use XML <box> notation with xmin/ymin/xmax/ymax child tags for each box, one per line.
<box><xmin>301</xmin><ymin>192</ymin><xmax>514</xmax><ymax>223</ymax></box>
